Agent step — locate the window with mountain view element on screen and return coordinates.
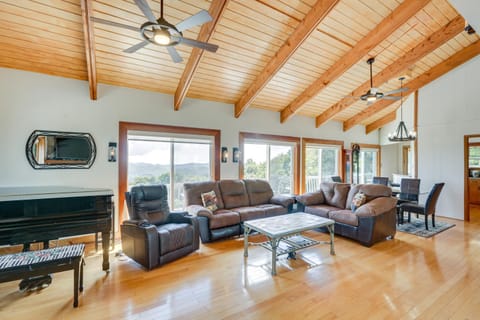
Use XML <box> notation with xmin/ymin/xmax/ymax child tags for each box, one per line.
<box><xmin>128</xmin><ymin>134</ymin><xmax>213</xmax><ymax>210</ymax></box>
<box><xmin>241</xmin><ymin>135</ymin><xmax>299</xmax><ymax>195</ymax></box>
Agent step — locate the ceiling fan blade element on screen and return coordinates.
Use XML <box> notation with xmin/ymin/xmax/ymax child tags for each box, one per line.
<box><xmin>179</xmin><ymin>37</ymin><xmax>219</xmax><ymax>52</ymax></box>
<box><xmin>91</xmin><ymin>17</ymin><xmax>139</xmax><ymax>32</ymax></box>
<box><xmin>367</xmin><ymin>101</ymin><xmax>373</xmax><ymax>106</ymax></box>
<box><xmin>384</xmin><ymin>87</ymin><xmax>409</xmax><ymax>95</ymax></box>
<box><xmin>166</xmin><ymin>46</ymin><xmax>183</xmax><ymax>63</ymax></box>
<box><xmin>123</xmin><ymin>40</ymin><xmax>150</xmax><ymax>53</ymax></box>
<box><xmin>382</xmin><ymin>96</ymin><xmax>401</xmax><ymax>100</ymax></box>
<box><xmin>134</xmin><ymin>0</ymin><xmax>158</xmax><ymax>23</ymax></box>
<box><xmin>176</xmin><ymin>10</ymin><xmax>212</xmax><ymax>32</ymax></box>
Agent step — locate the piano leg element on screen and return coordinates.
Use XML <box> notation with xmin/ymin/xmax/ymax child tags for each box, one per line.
<box><xmin>102</xmin><ymin>231</ymin><xmax>110</xmax><ymax>271</ymax></box>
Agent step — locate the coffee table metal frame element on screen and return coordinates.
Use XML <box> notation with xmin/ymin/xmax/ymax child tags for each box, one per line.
<box><xmin>243</xmin><ymin>212</ymin><xmax>335</xmax><ymax>275</ymax></box>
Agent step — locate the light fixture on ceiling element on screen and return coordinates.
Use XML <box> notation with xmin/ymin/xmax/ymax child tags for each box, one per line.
<box><xmin>388</xmin><ymin>77</ymin><xmax>416</xmax><ymax>142</ymax></box>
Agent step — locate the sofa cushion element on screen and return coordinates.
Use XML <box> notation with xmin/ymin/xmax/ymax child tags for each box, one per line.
<box><xmin>184</xmin><ymin>181</ymin><xmax>224</xmax><ymax>209</ymax></box>
<box><xmin>230</xmin><ymin>206</ymin><xmax>265</xmax><ymax>222</ymax></box>
<box><xmin>209</xmin><ymin>209</ymin><xmax>240</xmax><ymax>229</ymax></box>
<box><xmin>321</xmin><ymin>182</ymin><xmax>351</xmax><ymax>209</ymax></box>
<box><xmin>256</xmin><ymin>204</ymin><xmax>288</xmax><ymax>217</ymax></box>
<box><xmin>157</xmin><ymin>223</ymin><xmax>194</xmax><ymax>255</ymax></box>
<box><xmin>304</xmin><ymin>204</ymin><xmax>338</xmax><ymax>218</ymax></box>
<box><xmin>346</xmin><ymin>184</ymin><xmax>391</xmax><ymax>209</ymax></box>
<box><xmin>244</xmin><ymin>179</ymin><xmax>274</xmax><ymax>206</ymax></box>
<box><xmin>296</xmin><ymin>191</ymin><xmax>324</xmax><ymax>206</ymax></box>
<box><xmin>329</xmin><ymin>210</ymin><xmax>359</xmax><ymax>227</ymax></box>
<box><xmin>201</xmin><ymin>190</ymin><xmax>218</xmax><ymax>211</ymax></box>
<box><xmin>219</xmin><ymin>180</ymin><xmax>250</xmax><ymax>209</ymax></box>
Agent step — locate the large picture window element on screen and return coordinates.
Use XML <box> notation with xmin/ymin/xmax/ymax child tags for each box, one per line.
<box><xmin>240</xmin><ymin>133</ymin><xmax>300</xmax><ymax>195</ymax></box>
<box><xmin>119</xmin><ymin>122</ymin><xmax>220</xmax><ymax>219</ymax></box>
<box><xmin>303</xmin><ymin>138</ymin><xmax>343</xmax><ymax>193</ymax></box>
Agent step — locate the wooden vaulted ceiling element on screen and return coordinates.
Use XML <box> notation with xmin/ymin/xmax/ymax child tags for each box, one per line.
<box><xmin>1</xmin><ymin>0</ymin><xmax>479</xmax><ymax>133</ymax></box>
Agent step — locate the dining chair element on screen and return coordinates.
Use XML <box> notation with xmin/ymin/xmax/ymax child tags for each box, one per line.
<box><xmin>372</xmin><ymin>176</ymin><xmax>389</xmax><ymax>186</ymax></box>
<box><xmin>331</xmin><ymin>176</ymin><xmax>343</xmax><ymax>183</ymax></box>
<box><xmin>398</xmin><ymin>178</ymin><xmax>421</xmax><ymax>203</ymax></box>
<box><xmin>398</xmin><ymin>183</ymin><xmax>445</xmax><ymax>230</ymax></box>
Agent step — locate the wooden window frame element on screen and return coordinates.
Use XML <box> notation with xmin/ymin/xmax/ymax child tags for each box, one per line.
<box><xmin>239</xmin><ymin>132</ymin><xmax>301</xmax><ymax>195</ymax></box>
<box><xmin>119</xmin><ymin>122</ymin><xmax>221</xmax><ymax>226</ymax></box>
<box><xmin>301</xmin><ymin>138</ymin><xmax>344</xmax><ymax>193</ymax></box>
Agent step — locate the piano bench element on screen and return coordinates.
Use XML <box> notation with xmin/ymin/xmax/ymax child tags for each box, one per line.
<box><xmin>0</xmin><ymin>244</ymin><xmax>85</xmax><ymax>307</ymax></box>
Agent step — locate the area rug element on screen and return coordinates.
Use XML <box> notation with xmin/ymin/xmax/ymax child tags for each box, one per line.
<box><xmin>397</xmin><ymin>217</ymin><xmax>455</xmax><ymax>238</ymax></box>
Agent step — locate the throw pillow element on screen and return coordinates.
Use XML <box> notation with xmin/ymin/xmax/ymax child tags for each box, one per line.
<box><xmin>351</xmin><ymin>192</ymin><xmax>366</xmax><ymax>212</ymax></box>
<box><xmin>201</xmin><ymin>190</ymin><xmax>218</xmax><ymax>211</ymax></box>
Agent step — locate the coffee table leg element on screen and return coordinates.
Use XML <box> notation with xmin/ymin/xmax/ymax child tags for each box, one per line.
<box><xmin>244</xmin><ymin>226</ymin><xmax>250</xmax><ymax>257</ymax></box>
<box><xmin>269</xmin><ymin>237</ymin><xmax>280</xmax><ymax>276</ymax></box>
<box><xmin>327</xmin><ymin>224</ymin><xmax>335</xmax><ymax>255</ymax></box>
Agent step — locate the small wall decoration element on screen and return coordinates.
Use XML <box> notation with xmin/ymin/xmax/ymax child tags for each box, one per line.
<box><xmin>232</xmin><ymin>147</ymin><xmax>239</xmax><ymax>163</ymax></box>
<box><xmin>221</xmin><ymin>147</ymin><xmax>228</xmax><ymax>163</ymax></box>
<box><xmin>108</xmin><ymin>142</ymin><xmax>117</xmax><ymax>162</ymax></box>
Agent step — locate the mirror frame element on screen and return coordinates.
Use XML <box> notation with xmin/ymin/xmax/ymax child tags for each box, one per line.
<box><xmin>26</xmin><ymin>130</ymin><xmax>97</xmax><ymax>169</ymax></box>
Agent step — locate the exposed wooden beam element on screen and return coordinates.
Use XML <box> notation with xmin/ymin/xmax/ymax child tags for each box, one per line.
<box><xmin>365</xmin><ymin>111</ymin><xmax>396</xmax><ymax>134</ymax></box>
<box><xmin>80</xmin><ymin>0</ymin><xmax>97</xmax><ymax>100</ymax></box>
<box><xmin>344</xmin><ymin>40</ymin><xmax>480</xmax><ymax>131</ymax></box>
<box><xmin>280</xmin><ymin>0</ymin><xmax>429</xmax><ymax>123</ymax></box>
<box><xmin>316</xmin><ymin>15</ymin><xmax>464</xmax><ymax>127</ymax></box>
<box><xmin>234</xmin><ymin>0</ymin><xmax>340</xmax><ymax>118</ymax></box>
<box><xmin>174</xmin><ymin>0</ymin><xmax>229</xmax><ymax>111</ymax></box>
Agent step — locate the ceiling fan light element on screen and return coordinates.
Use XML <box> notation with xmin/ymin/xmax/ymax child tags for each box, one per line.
<box><xmin>153</xmin><ymin>28</ymin><xmax>171</xmax><ymax>45</ymax></box>
<box><xmin>366</xmin><ymin>96</ymin><xmax>376</xmax><ymax>102</ymax></box>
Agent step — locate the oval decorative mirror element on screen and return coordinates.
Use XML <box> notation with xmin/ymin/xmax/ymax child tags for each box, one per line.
<box><xmin>26</xmin><ymin>130</ymin><xmax>96</xmax><ymax>169</ymax></box>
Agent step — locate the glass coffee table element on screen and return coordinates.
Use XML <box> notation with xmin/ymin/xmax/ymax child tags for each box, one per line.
<box><xmin>243</xmin><ymin>212</ymin><xmax>335</xmax><ymax>275</ymax></box>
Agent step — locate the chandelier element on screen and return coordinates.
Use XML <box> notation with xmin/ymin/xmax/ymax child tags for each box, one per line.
<box><xmin>388</xmin><ymin>77</ymin><xmax>416</xmax><ymax>142</ymax></box>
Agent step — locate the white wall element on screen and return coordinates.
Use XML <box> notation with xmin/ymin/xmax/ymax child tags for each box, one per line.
<box><xmin>0</xmin><ymin>67</ymin><xmax>378</xmax><ymax>215</ymax></box>
<box><xmin>415</xmin><ymin>55</ymin><xmax>480</xmax><ymax>220</ymax></box>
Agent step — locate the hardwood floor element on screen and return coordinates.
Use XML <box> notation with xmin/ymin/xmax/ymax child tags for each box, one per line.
<box><xmin>1</xmin><ymin>212</ymin><xmax>480</xmax><ymax>320</ymax></box>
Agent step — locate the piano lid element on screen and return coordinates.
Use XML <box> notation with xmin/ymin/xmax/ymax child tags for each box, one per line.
<box><xmin>0</xmin><ymin>186</ymin><xmax>114</xmax><ymax>202</ymax></box>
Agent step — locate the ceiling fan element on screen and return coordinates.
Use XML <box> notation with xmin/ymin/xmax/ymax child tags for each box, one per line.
<box><xmin>91</xmin><ymin>0</ymin><xmax>219</xmax><ymax>63</ymax></box>
<box><xmin>347</xmin><ymin>57</ymin><xmax>408</xmax><ymax>105</ymax></box>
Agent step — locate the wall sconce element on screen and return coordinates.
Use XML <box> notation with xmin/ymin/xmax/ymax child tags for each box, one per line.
<box><xmin>232</xmin><ymin>147</ymin><xmax>239</xmax><ymax>163</ymax></box>
<box><xmin>221</xmin><ymin>147</ymin><xmax>228</xmax><ymax>163</ymax></box>
<box><xmin>108</xmin><ymin>142</ymin><xmax>117</xmax><ymax>162</ymax></box>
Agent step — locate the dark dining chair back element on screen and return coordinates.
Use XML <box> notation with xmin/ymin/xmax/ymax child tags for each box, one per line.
<box><xmin>399</xmin><ymin>178</ymin><xmax>421</xmax><ymax>202</ymax></box>
<box><xmin>372</xmin><ymin>176</ymin><xmax>389</xmax><ymax>186</ymax></box>
<box><xmin>331</xmin><ymin>176</ymin><xmax>342</xmax><ymax>183</ymax></box>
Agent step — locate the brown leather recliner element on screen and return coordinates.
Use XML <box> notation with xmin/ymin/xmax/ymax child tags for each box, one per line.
<box><xmin>121</xmin><ymin>184</ymin><xmax>199</xmax><ymax>270</ymax></box>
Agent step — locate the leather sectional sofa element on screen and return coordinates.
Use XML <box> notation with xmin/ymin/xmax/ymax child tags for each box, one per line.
<box><xmin>183</xmin><ymin>179</ymin><xmax>295</xmax><ymax>243</ymax></box>
<box><xmin>296</xmin><ymin>182</ymin><xmax>397</xmax><ymax>246</ymax></box>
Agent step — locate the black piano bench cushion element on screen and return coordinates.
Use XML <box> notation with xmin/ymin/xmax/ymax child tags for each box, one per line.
<box><xmin>157</xmin><ymin>223</ymin><xmax>194</xmax><ymax>255</ymax></box>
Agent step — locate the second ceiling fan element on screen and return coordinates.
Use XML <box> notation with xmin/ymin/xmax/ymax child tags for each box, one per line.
<box><xmin>348</xmin><ymin>57</ymin><xmax>408</xmax><ymax>105</ymax></box>
<box><xmin>92</xmin><ymin>0</ymin><xmax>219</xmax><ymax>63</ymax></box>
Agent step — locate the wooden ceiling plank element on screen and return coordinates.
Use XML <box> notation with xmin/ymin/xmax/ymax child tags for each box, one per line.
<box><xmin>365</xmin><ymin>111</ymin><xmax>396</xmax><ymax>134</ymax></box>
<box><xmin>80</xmin><ymin>0</ymin><xmax>97</xmax><ymax>100</ymax></box>
<box><xmin>174</xmin><ymin>0</ymin><xmax>229</xmax><ymax>111</ymax></box>
<box><xmin>280</xmin><ymin>0</ymin><xmax>430</xmax><ymax>123</ymax></box>
<box><xmin>315</xmin><ymin>14</ymin><xmax>464</xmax><ymax>127</ymax></box>
<box><xmin>233</xmin><ymin>0</ymin><xmax>340</xmax><ymax>118</ymax></box>
<box><xmin>344</xmin><ymin>39</ymin><xmax>480</xmax><ymax>131</ymax></box>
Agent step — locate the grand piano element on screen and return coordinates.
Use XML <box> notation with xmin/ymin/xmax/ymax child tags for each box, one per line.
<box><xmin>0</xmin><ymin>186</ymin><xmax>113</xmax><ymax>271</ymax></box>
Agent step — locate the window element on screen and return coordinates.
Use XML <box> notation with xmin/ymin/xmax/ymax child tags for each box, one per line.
<box><xmin>352</xmin><ymin>143</ymin><xmax>380</xmax><ymax>184</ymax></box>
<box><xmin>303</xmin><ymin>138</ymin><xmax>343</xmax><ymax>192</ymax></box>
<box><xmin>119</xmin><ymin>122</ymin><xmax>220</xmax><ymax>217</ymax></box>
<box><xmin>240</xmin><ymin>132</ymin><xmax>300</xmax><ymax>195</ymax></box>
<box><xmin>128</xmin><ymin>134</ymin><xmax>213</xmax><ymax>210</ymax></box>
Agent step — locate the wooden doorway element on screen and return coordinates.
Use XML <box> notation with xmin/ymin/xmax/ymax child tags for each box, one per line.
<box><xmin>464</xmin><ymin>134</ymin><xmax>480</xmax><ymax>221</ymax></box>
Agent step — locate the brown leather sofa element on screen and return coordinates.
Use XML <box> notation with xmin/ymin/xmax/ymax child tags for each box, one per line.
<box><xmin>121</xmin><ymin>184</ymin><xmax>200</xmax><ymax>270</ymax></box>
<box><xmin>183</xmin><ymin>179</ymin><xmax>295</xmax><ymax>243</ymax></box>
<box><xmin>296</xmin><ymin>182</ymin><xmax>397</xmax><ymax>247</ymax></box>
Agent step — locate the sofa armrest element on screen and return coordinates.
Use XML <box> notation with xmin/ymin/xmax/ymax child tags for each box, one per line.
<box><xmin>168</xmin><ymin>212</ymin><xmax>195</xmax><ymax>224</ymax></box>
<box><xmin>186</xmin><ymin>204</ymin><xmax>213</xmax><ymax>218</ymax></box>
<box><xmin>355</xmin><ymin>197</ymin><xmax>397</xmax><ymax>217</ymax></box>
<box><xmin>120</xmin><ymin>219</ymin><xmax>159</xmax><ymax>270</ymax></box>
<box><xmin>270</xmin><ymin>194</ymin><xmax>295</xmax><ymax>208</ymax></box>
<box><xmin>295</xmin><ymin>191</ymin><xmax>324</xmax><ymax>206</ymax></box>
